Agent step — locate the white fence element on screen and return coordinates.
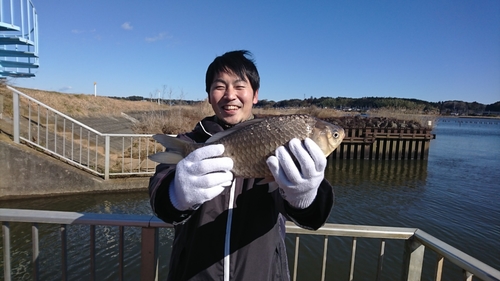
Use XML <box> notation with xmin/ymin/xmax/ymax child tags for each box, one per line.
<box><xmin>9</xmin><ymin>86</ymin><xmax>160</xmax><ymax>179</ymax></box>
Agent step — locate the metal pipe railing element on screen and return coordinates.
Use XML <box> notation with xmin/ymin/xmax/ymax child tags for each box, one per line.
<box><xmin>1</xmin><ymin>209</ymin><xmax>499</xmax><ymax>281</ymax></box>
<box><xmin>414</xmin><ymin>230</ymin><xmax>500</xmax><ymax>281</ymax></box>
<box><xmin>9</xmin><ymin>86</ymin><xmax>159</xmax><ymax>180</ymax></box>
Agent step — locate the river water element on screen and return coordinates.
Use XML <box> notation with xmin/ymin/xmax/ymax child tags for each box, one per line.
<box><xmin>1</xmin><ymin>117</ymin><xmax>499</xmax><ymax>280</ymax></box>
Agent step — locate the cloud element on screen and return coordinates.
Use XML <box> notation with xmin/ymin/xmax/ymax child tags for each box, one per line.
<box><xmin>58</xmin><ymin>86</ymin><xmax>72</xmax><ymax>92</ymax></box>
<box><xmin>121</xmin><ymin>22</ymin><xmax>133</xmax><ymax>31</ymax></box>
<box><xmin>145</xmin><ymin>32</ymin><xmax>171</xmax><ymax>42</ymax></box>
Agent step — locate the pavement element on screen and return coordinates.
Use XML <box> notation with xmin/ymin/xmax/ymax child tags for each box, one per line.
<box><xmin>74</xmin><ymin>113</ymin><xmax>138</xmax><ymax>134</ymax></box>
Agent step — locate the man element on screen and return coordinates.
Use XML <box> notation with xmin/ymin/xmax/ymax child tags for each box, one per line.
<box><xmin>149</xmin><ymin>50</ymin><xmax>334</xmax><ymax>281</ymax></box>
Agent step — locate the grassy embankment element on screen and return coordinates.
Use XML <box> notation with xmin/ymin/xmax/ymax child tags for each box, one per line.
<box><xmin>0</xmin><ymin>83</ymin><xmax>438</xmax><ymax>135</ymax></box>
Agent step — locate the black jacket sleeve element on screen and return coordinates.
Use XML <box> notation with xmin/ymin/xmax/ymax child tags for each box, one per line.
<box><xmin>149</xmin><ymin>130</ymin><xmax>205</xmax><ymax>224</ymax></box>
<box><xmin>148</xmin><ymin>163</ymin><xmax>194</xmax><ymax>224</ymax></box>
<box><xmin>284</xmin><ymin>179</ymin><xmax>334</xmax><ymax>230</ymax></box>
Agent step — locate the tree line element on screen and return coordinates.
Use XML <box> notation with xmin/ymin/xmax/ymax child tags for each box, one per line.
<box><xmin>110</xmin><ymin>95</ymin><xmax>500</xmax><ymax>116</ymax></box>
<box><xmin>256</xmin><ymin>97</ymin><xmax>500</xmax><ymax>116</ymax></box>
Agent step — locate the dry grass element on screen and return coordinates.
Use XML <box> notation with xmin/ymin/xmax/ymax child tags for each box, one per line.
<box><xmin>0</xmin><ymin>80</ymin><xmax>13</xmax><ymax>116</ymax></box>
<box><xmin>253</xmin><ymin>106</ymin><xmax>349</xmax><ymax>119</ymax></box>
<box><xmin>132</xmin><ymin>99</ymin><xmax>214</xmax><ymax>134</ymax></box>
<box><xmin>3</xmin><ymin>85</ymin><xmax>170</xmax><ymax>118</ymax></box>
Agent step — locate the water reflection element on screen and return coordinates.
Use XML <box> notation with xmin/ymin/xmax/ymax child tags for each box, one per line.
<box><xmin>325</xmin><ymin>159</ymin><xmax>428</xmax><ymax>227</ymax></box>
<box><xmin>327</xmin><ymin>158</ymin><xmax>428</xmax><ymax>188</ymax></box>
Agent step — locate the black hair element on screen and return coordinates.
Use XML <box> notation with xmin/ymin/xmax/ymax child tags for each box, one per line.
<box><xmin>205</xmin><ymin>50</ymin><xmax>260</xmax><ymax>94</ymax></box>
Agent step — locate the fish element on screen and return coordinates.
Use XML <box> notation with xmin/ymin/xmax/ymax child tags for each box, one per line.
<box><xmin>149</xmin><ymin>114</ymin><xmax>345</xmax><ymax>179</ymax></box>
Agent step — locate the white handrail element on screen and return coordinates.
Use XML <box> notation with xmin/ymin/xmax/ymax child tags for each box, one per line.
<box><xmin>9</xmin><ymin>86</ymin><xmax>158</xmax><ymax>179</ymax></box>
<box><xmin>9</xmin><ymin>86</ymin><xmax>103</xmax><ymax>136</ymax></box>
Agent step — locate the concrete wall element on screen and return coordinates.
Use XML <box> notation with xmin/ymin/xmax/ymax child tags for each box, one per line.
<box><xmin>0</xmin><ymin>138</ymin><xmax>149</xmax><ymax>199</ymax></box>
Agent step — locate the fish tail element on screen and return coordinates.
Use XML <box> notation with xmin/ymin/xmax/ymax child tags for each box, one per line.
<box><xmin>153</xmin><ymin>134</ymin><xmax>189</xmax><ymax>153</ymax></box>
<box><xmin>148</xmin><ymin>151</ymin><xmax>185</xmax><ymax>164</ymax></box>
<box><xmin>148</xmin><ymin>134</ymin><xmax>200</xmax><ymax>164</ymax></box>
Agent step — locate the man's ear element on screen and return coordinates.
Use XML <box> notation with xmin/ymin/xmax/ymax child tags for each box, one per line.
<box><xmin>208</xmin><ymin>93</ymin><xmax>213</xmax><ymax>105</ymax></box>
<box><xmin>252</xmin><ymin>90</ymin><xmax>259</xmax><ymax>104</ymax></box>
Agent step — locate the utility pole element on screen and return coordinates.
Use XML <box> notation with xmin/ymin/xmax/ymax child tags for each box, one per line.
<box><xmin>94</xmin><ymin>82</ymin><xmax>97</xmax><ymax>97</ymax></box>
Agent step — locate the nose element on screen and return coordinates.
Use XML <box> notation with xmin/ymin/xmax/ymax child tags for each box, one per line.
<box><xmin>224</xmin><ymin>85</ymin><xmax>237</xmax><ymax>99</ymax></box>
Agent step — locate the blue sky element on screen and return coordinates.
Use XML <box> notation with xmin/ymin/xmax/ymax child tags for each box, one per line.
<box><xmin>8</xmin><ymin>0</ymin><xmax>500</xmax><ymax>104</ymax></box>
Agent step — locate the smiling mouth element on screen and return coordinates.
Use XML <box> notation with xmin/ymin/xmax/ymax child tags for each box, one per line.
<box><xmin>222</xmin><ymin>105</ymin><xmax>240</xmax><ymax>110</ymax></box>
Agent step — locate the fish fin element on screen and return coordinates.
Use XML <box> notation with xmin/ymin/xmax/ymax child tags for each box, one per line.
<box><xmin>148</xmin><ymin>151</ymin><xmax>185</xmax><ymax>165</ymax></box>
<box><xmin>206</xmin><ymin>118</ymin><xmax>265</xmax><ymax>143</ymax></box>
<box><xmin>153</xmin><ymin>134</ymin><xmax>187</xmax><ymax>153</ymax></box>
<box><xmin>256</xmin><ymin>176</ymin><xmax>276</xmax><ymax>185</ymax></box>
<box><xmin>267</xmin><ymin>181</ymin><xmax>280</xmax><ymax>193</ymax></box>
<box><xmin>151</xmin><ymin>134</ymin><xmax>191</xmax><ymax>164</ymax></box>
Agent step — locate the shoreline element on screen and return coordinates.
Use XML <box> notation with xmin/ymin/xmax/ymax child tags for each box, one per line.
<box><xmin>441</xmin><ymin>115</ymin><xmax>500</xmax><ymax>120</ymax></box>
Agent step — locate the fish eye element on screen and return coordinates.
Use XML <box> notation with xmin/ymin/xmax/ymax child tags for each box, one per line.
<box><xmin>333</xmin><ymin>132</ymin><xmax>340</xmax><ymax>139</ymax></box>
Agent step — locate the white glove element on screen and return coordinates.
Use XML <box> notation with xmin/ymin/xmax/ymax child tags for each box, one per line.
<box><xmin>266</xmin><ymin>138</ymin><xmax>326</xmax><ymax>209</ymax></box>
<box><xmin>169</xmin><ymin>144</ymin><xmax>234</xmax><ymax>211</ymax></box>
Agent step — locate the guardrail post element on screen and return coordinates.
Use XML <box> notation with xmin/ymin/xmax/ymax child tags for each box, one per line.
<box><xmin>13</xmin><ymin>90</ymin><xmax>20</xmax><ymax>143</ymax></box>
<box><xmin>105</xmin><ymin>135</ymin><xmax>110</xmax><ymax>180</ymax></box>
<box><xmin>2</xmin><ymin>222</ymin><xmax>12</xmax><ymax>281</ymax></box>
<box><xmin>141</xmin><ymin>227</ymin><xmax>159</xmax><ymax>281</ymax></box>
<box><xmin>401</xmin><ymin>236</ymin><xmax>425</xmax><ymax>281</ymax></box>
<box><xmin>32</xmin><ymin>223</ymin><xmax>40</xmax><ymax>280</ymax></box>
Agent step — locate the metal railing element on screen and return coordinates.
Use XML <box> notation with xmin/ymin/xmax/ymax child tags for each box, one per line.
<box><xmin>9</xmin><ymin>86</ymin><xmax>160</xmax><ymax>179</ymax></box>
<box><xmin>1</xmin><ymin>209</ymin><xmax>499</xmax><ymax>281</ymax></box>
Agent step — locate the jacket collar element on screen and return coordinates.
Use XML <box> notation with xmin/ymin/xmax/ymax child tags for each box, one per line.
<box><xmin>191</xmin><ymin>114</ymin><xmax>255</xmax><ymax>142</ymax></box>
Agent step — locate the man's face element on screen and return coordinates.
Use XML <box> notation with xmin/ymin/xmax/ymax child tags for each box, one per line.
<box><xmin>208</xmin><ymin>71</ymin><xmax>258</xmax><ymax>125</ymax></box>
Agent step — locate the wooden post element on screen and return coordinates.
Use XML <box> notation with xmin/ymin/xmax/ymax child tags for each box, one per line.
<box><xmin>404</xmin><ymin>129</ymin><xmax>410</xmax><ymax>159</ymax></box>
<box><xmin>334</xmin><ymin>127</ymin><xmax>434</xmax><ymax>160</ymax></box>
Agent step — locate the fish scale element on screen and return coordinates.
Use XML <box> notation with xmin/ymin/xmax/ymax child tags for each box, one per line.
<box><xmin>216</xmin><ymin>115</ymin><xmax>319</xmax><ymax>178</ymax></box>
<box><xmin>149</xmin><ymin>114</ymin><xmax>345</xmax><ymax>179</ymax></box>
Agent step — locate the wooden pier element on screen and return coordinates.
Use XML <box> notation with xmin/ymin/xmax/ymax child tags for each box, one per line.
<box><xmin>331</xmin><ymin>128</ymin><xmax>436</xmax><ymax>160</ymax></box>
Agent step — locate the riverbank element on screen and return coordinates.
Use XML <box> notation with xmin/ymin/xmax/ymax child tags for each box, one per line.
<box><xmin>0</xmin><ymin>134</ymin><xmax>149</xmax><ymax>200</ymax></box>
